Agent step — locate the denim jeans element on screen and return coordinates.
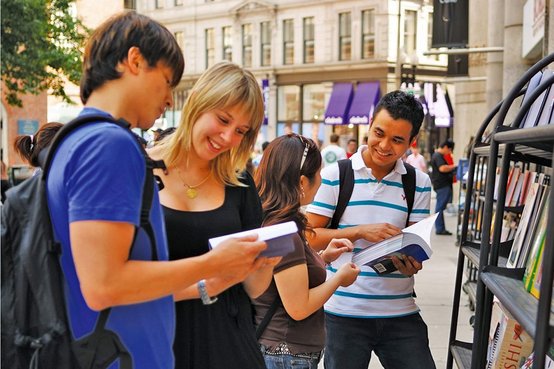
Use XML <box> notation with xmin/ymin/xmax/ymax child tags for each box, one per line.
<box><xmin>324</xmin><ymin>313</ymin><xmax>436</xmax><ymax>369</ymax></box>
<box><xmin>261</xmin><ymin>345</ymin><xmax>321</xmax><ymax>369</ymax></box>
<box><xmin>434</xmin><ymin>186</ymin><xmax>452</xmax><ymax>233</ymax></box>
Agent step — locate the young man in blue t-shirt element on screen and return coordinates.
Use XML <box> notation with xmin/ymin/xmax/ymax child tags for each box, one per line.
<box><xmin>307</xmin><ymin>91</ymin><xmax>435</xmax><ymax>369</ymax></box>
<box><xmin>47</xmin><ymin>12</ymin><xmax>267</xmax><ymax>368</ymax></box>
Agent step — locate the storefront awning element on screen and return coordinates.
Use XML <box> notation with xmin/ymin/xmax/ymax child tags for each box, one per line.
<box><xmin>347</xmin><ymin>82</ymin><xmax>381</xmax><ymax>125</ymax></box>
<box><xmin>324</xmin><ymin>83</ymin><xmax>354</xmax><ymax>124</ymax></box>
<box><xmin>433</xmin><ymin>84</ymin><xmax>453</xmax><ymax>127</ymax></box>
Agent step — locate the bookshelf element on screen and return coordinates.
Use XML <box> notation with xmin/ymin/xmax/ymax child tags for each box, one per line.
<box><xmin>447</xmin><ymin>52</ymin><xmax>554</xmax><ymax>369</ymax></box>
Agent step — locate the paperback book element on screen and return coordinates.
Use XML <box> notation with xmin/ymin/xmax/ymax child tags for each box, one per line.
<box><xmin>351</xmin><ymin>214</ymin><xmax>438</xmax><ymax>274</ymax></box>
<box><xmin>208</xmin><ymin>221</ymin><xmax>298</xmax><ymax>258</ymax></box>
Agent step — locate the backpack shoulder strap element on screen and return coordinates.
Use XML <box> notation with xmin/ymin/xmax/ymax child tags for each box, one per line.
<box><xmin>329</xmin><ymin>159</ymin><xmax>354</xmax><ymax>229</ymax></box>
<box><xmin>256</xmin><ymin>294</ymin><xmax>281</xmax><ymax>340</ymax></box>
<box><xmin>401</xmin><ymin>162</ymin><xmax>416</xmax><ymax>227</ymax></box>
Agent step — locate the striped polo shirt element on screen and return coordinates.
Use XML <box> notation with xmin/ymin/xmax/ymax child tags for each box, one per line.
<box><xmin>306</xmin><ymin>146</ymin><xmax>432</xmax><ymax>318</ymax></box>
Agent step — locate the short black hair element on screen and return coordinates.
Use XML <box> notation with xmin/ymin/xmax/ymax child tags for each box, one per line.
<box><xmin>372</xmin><ymin>90</ymin><xmax>424</xmax><ymax>140</ymax></box>
<box><xmin>440</xmin><ymin>138</ymin><xmax>455</xmax><ymax>149</ymax></box>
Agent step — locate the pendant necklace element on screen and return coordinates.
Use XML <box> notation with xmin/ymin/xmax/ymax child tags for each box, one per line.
<box><xmin>177</xmin><ymin>169</ymin><xmax>211</xmax><ymax>199</ymax></box>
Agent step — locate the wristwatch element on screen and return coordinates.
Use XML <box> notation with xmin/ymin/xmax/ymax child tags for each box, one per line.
<box><xmin>197</xmin><ymin>279</ymin><xmax>218</xmax><ymax>305</ymax></box>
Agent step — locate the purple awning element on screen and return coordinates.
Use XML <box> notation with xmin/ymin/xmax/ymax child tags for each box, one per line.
<box><xmin>347</xmin><ymin>82</ymin><xmax>381</xmax><ymax>125</ymax></box>
<box><xmin>324</xmin><ymin>83</ymin><xmax>354</xmax><ymax>125</ymax></box>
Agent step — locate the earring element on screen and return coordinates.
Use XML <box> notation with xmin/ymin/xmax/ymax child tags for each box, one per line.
<box><xmin>300</xmin><ymin>185</ymin><xmax>305</xmax><ymax>198</ymax></box>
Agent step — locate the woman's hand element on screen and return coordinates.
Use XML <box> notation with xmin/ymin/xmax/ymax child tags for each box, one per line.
<box><xmin>320</xmin><ymin>238</ymin><xmax>354</xmax><ymax>263</ymax></box>
<box><xmin>335</xmin><ymin>262</ymin><xmax>360</xmax><ymax>287</ymax></box>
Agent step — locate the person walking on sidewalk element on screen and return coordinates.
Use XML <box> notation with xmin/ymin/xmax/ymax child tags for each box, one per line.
<box><xmin>321</xmin><ymin>133</ymin><xmax>347</xmax><ymax>167</ymax></box>
<box><xmin>430</xmin><ymin>139</ymin><xmax>457</xmax><ymax>235</ymax></box>
<box><xmin>253</xmin><ymin>134</ymin><xmax>360</xmax><ymax>369</ymax></box>
<box><xmin>46</xmin><ymin>13</ymin><xmax>267</xmax><ymax>368</ymax></box>
<box><xmin>306</xmin><ymin>90</ymin><xmax>436</xmax><ymax>369</ymax></box>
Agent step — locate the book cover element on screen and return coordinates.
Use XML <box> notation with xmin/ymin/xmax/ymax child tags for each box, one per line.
<box><xmin>537</xmin><ymin>71</ymin><xmax>554</xmax><ymax>126</ymax></box>
<box><xmin>529</xmin><ymin>240</ymin><xmax>545</xmax><ymax>299</ymax></box>
<box><xmin>506</xmin><ymin>182</ymin><xmax>540</xmax><ymax>268</ymax></box>
<box><xmin>519</xmin><ymin>70</ymin><xmax>543</xmax><ymax>128</ymax></box>
<box><xmin>522</xmin><ymin>69</ymin><xmax>553</xmax><ymax>128</ymax></box>
<box><xmin>486</xmin><ymin>302</ymin><xmax>534</xmax><ymax>369</ymax></box>
<box><xmin>523</xmin><ymin>191</ymin><xmax>549</xmax><ymax>289</ymax></box>
<box><xmin>517</xmin><ymin>184</ymin><xmax>548</xmax><ymax>269</ymax></box>
<box><xmin>208</xmin><ymin>221</ymin><xmax>298</xmax><ymax>258</ymax></box>
<box><xmin>351</xmin><ymin>214</ymin><xmax>438</xmax><ymax>274</ymax></box>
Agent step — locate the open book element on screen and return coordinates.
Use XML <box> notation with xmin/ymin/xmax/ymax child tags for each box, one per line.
<box><xmin>208</xmin><ymin>221</ymin><xmax>298</xmax><ymax>258</ymax></box>
<box><xmin>351</xmin><ymin>214</ymin><xmax>438</xmax><ymax>274</ymax></box>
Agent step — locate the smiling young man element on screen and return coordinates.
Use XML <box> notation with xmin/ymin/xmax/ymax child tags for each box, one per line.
<box><xmin>46</xmin><ymin>12</ymin><xmax>267</xmax><ymax>368</ymax></box>
<box><xmin>306</xmin><ymin>91</ymin><xmax>435</xmax><ymax>369</ymax></box>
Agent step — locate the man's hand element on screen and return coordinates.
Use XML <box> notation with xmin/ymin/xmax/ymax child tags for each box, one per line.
<box><xmin>208</xmin><ymin>235</ymin><xmax>267</xmax><ymax>282</ymax></box>
<box><xmin>355</xmin><ymin>223</ymin><xmax>402</xmax><ymax>243</ymax></box>
<box><xmin>391</xmin><ymin>255</ymin><xmax>422</xmax><ymax>277</ymax></box>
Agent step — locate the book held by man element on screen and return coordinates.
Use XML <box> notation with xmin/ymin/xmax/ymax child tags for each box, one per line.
<box><xmin>208</xmin><ymin>221</ymin><xmax>298</xmax><ymax>258</ymax></box>
<box><xmin>351</xmin><ymin>214</ymin><xmax>438</xmax><ymax>274</ymax></box>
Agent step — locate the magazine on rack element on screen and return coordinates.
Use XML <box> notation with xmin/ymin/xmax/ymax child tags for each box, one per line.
<box><xmin>208</xmin><ymin>221</ymin><xmax>298</xmax><ymax>258</ymax></box>
<box><xmin>351</xmin><ymin>214</ymin><xmax>438</xmax><ymax>274</ymax></box>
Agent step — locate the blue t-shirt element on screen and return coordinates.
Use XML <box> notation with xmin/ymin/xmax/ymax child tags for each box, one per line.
<box><xmin>47</xmin><ymin>108</ymin><xmax>174</xmax><ymax>369</ymax></box>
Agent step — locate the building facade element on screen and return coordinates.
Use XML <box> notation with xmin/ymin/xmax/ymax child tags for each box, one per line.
<box><xmin>138</xmin><ymin>0</ymin><xmax>448</xmax><ymax>152</ymax></box>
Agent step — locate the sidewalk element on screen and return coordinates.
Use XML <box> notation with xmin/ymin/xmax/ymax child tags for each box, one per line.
<box><xmin>318</xmin><ymin>210</ymin><xmax>474</xmax><ymax>369</ymax></box>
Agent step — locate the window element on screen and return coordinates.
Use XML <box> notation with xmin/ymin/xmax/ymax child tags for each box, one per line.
<box><xmin>261</xmin><ymin>21</ymin><xmax>272</xmax><ymax>66</ymax></box>
<box><xmin>174</xmin><ymin>31</ymin><xmax>184</xmax><ymax>52</ymax></box>
<box><xmin>277</xmin><ymin>85</ymin><xmax>300</xmax><ymax>121</ymax></box>
<box><xmin>362</xmin><ymin>9</ymin><xmax>375</xmax><ymax>59</ymax></box>
<box><xmin>124</xmin><ymin>0</ymin><xmax>135</xmax><ymax>9</ymax></box>
<box><xmin>205</xmin><ymin>28</ymin><xmax>215</xmax><ymax>68</ymax></box>
<box><xmin>283</xmin><ymin>19</ymin><xmax>294</xmax><ymax>65</ymax></box>
<box><xmin>404</xmin><ymin>10</ymin><xmax>417</xmax><ymax>55</ymax></box>
<box><xmin>242</xmin><ymin>24</ymin><xmax>252</xmax><ymax>68</ymax></box>
<box><xmin>339</xmin><ymin>12</ymin><xmax>351</xmax><ymax>61</ymax></box>
<box><xmin>223</xmin><ymin>26</ymin><xmax>233</xmax><ymax>62</ymax></box>
<box><xmin>303</xmin><ymin>17</ymin><xmax>314</xmax><ymax>64</ymax></box>
<box><xmin>427</xmin><ymin>13</ymin><xmax>438</xmax><ymax>60</ymax></box>
<box><xmin>155</xmin><ymin>0</ymin><xmax>163</xmax><ymax>9</ymax></box>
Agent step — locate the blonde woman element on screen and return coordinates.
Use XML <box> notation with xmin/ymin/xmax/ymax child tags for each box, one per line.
<box><xmin>150</xmin><ymin>61</ymin><xmax>278</xmax><ymax>369</ymax></box>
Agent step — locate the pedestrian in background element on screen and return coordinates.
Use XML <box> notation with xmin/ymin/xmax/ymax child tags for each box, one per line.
<box><xmin>150</xmin><ymin>61</ymin><xmax>279</xmax><ymax>369</ymax></box>
<box><xmin>320</xmin><ymin>133</ymin><xmax>346</xmax><ymax>167</ymax></box>
<box><xmin>406</xmin><ymin>142</ymin><xmax>428</xmax><ymax>173</ymax></box>
<box><xmin>430</xmin><ymin>139</ymin><xmax>457</xmax><ymax>235</ymax></box>
<box><xmin>346</xmin><ymin>138</ymin><xmax>358</xmax><ymax>158</ymax></box>
<box><xmin>253</xmin><ymin>134</ymin><xmax>359</xmax><ymax>369</ymax></box>
<box><xmin>46</xmin><ymin>12</ymin><xmax>266</xmax><ymax>368</ymax></box>
<box><xmin>13</xmin><ymin>122</ymin><xmax>63</xmax><ymax>176</ymax></box>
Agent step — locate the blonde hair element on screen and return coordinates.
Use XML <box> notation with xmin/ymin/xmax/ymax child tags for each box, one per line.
<box><xmin>159</xmin><ymin>62</ymin><xmax>264</xmax><ymax>186</ymax></box>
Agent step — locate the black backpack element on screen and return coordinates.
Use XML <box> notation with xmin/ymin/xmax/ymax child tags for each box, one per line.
<box><xmin>329</xmin><ymin>159</ymin><xmax>417</xmax><ymax>229</ymax></box>
<box><xmin>1</xmin><ymin>114</ymin><xmax>164</xmax><ymax>369</ymax></box>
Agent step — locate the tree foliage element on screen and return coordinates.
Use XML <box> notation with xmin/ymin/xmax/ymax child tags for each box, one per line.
<box><xmin>1</xmin><ymin>0</ymin><xmax>89</xmax><ymax>107</ymax></box>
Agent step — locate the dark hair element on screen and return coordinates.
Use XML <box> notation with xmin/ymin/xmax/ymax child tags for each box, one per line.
<box><xmin>261</xmin><ymin>141</ymin><xmax>270</xmax><ymax>151</ymax></box>
<box><xmin>255</xmin><ymin>134</ymin><xmax>321</xmax><ymax>242</ymax></box>
<box><xmin>372</xmin><ymin>90</ymin><xmax>424</xmax><ymax>140</ymax></box>
<box><xmin>329</xmin><ymin>133</ymin><xmax>340</xmax><ymax>143</ymax></box>
<box><xmin>155</xmin><ymin>127</ymin><xmax>177</xmax><ymax>142</ymax></box>
<box><xmin>347</xmin><ymin>138</ymin><xmax>357</xmax><ymax>145</ymax></box>
<box><xmin>80</xmin><ymin>11</ymin><xmax>185</xmax><ymax>104</ymax></box>
<box><xmin>13</xmin><ymin>122</ymin><xmax>63</xmax><ymax>167</ymax></box>
<box><xmin>440</xmin><ymin>138</ymin><xmax>455</xmax><ymax>149</ymax></box>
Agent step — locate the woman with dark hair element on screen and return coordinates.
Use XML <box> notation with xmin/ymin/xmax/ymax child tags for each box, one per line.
<box><xmin>13</xmin><ymin>122</ymin><xmax>63</xmax><ymax>173</ymax></box>
<box><xmin>253</xmin><ymin>134</ymin><xmax>360</xmax><ymax>369</ymax></box>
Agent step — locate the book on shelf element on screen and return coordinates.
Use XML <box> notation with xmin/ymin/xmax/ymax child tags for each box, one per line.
<box><xmin>505</xmin><ymin>167</ymin><xmax>521</xmax><ymax>207</ymax></box>
<box><xmin>521</xmin><ymin>69</ymin><xmax>554</xmax><ymax>128</ymax></box>
<box><xmin>529</xmin><ymin>238</ymin><xmax>545</xmax><ymax>299</ymax></box>
<box><xmin>506</xmin><ymin>181</ymin><xmax>542</xmax><ymax>268</ymax></box>
<box><xmin>516</xmin><ymin>183</ymin><xmax>549</xmax><ymax>268</ymax></box>
<box><xmin>351</xmin><ymin>214</ymin><xmax>438</xmax><ymax>274</ymax></box>
<box><xmin>518</xmin><ymin>171</ymin><xmax>536</xmax><ymax>206</ymax></box>
<box><xmin>486</xmin><ymin>301</ymin><xmax>534</xmax><ymax>369</ymax></box>
<box><xmin>208</xmin><ymin>221</ymin><xmax>298</xmax><ymax>258</ymax></box>
<box><xmin>519</xmin><ymin>344</ymin><xmax>554</xmax><ymax>369</ymax></box>
<box><xmin>519</xmin><ymin>70</ymin><xmax>544</xmax><ymax>128</ymax></box>
<box><xmin>537</xmin><ymin>72</ymin><xmax>554</xmax><ymax>126</ymax></box>
<box><xmin>523</xmin><ymin>191</ymin><xmax>550</xmax><ymax>289</ymax></box>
